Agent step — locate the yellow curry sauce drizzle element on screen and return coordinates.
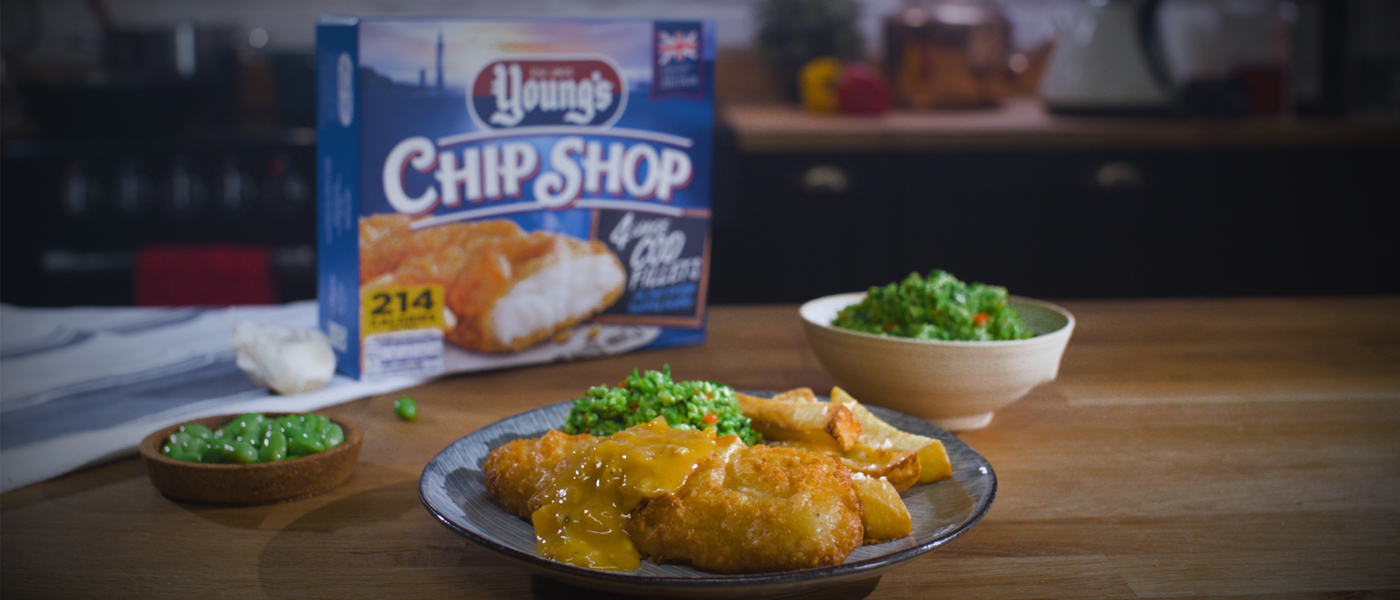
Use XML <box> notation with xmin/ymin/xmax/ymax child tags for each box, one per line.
<box><xmin>530</xmin><ymin>417</ymin><xmax>720</xmax><ymax>569</ymax></box>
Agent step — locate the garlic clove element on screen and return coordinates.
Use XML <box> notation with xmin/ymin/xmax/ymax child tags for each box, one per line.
<box><xmin>234</xmin><ymin>321</ymin><xmax>336</xmax><ymax>395</ymax></box>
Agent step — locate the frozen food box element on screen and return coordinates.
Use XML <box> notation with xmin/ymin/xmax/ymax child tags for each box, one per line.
<box><xmin>316</xmin><ymin>17</ymin><xmax>714</xmax><ymax>378</ymax></box>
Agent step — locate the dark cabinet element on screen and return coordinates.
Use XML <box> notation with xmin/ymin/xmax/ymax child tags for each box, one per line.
<box><xmin>710</xmin><ymin>130</ymin><xmax>1399</xmax><ymax>302</ymax></box>
<box><xmin>710</xmin><ymin>148</ymin><xmax>905</xmax><ymax>303</ymax></box>
<box><xmin>890</xmin><ymin>146</ymin><xmax>1400</xmax><ymax>298</ymax></box>
<box><xmin>1</xmin><ymin>138</ymin><xmax>318</xmax><ymax>306</ymax></box>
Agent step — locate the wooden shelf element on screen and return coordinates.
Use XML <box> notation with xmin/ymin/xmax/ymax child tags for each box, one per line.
<box><xmin>722</xmin><ymin>98</ymin><xmax>1400</xmax><ymax>153</ymax></box>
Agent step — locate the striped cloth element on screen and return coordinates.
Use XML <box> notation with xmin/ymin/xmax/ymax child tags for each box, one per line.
<box><xmin>0</xmin><ymin>301</ymin><xmax>427</xmax><ymax>493</ymax></box>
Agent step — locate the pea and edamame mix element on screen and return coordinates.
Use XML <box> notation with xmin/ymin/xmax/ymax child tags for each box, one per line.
<box><xmin>833</xmin><ymin>270</ymin><xmax>1034</xmax><ymax>341</ymax></box>
<box><xmin>160</xmin><ymin>413</ymin><xmax>345</xmax><ymax>464</ymax></box>
<box><xmin>564</xmin><ymin>367</ymin><xmax>761</xmax><ymax>446</ymax></box>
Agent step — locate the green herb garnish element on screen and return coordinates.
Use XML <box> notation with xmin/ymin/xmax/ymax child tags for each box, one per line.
<box><xmin>564</xmin><ymin>366</ymin><xmax>762</xmax><ymax>446</ymax></box>
<box><xmin>833</xmin><ymin>270</ymin><xmax>1035</xmax><ymax>341</ymax></box>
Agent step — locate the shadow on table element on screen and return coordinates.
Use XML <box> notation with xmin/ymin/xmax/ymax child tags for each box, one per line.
<box><xmin>240</xmin><ymin>470</ymin><xmax>882</xmax><ymax>599</ymax></box>
<box><xmin>529</xmin><ymin>574</ymin><xmax>881</xmax><ymax>599</ymax></box>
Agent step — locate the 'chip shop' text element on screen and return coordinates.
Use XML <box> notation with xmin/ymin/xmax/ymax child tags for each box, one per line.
<box><xmin>381</xmin><ymin>135</ymin><xmax>695</xmax><ymax>215</ymax></box>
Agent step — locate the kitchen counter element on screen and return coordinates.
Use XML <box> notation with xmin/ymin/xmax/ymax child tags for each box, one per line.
<box><xmin>722</xmin><ymin>98</ymin><xmax>1400</xmax><ymax>152</ymax></box>
<box><xmin>709</xmin><ymin>100</ymin><xmax>1400</xmax><ymax>302</ymax></box>
<box><xmin>4</xmin><ymin>296</ymin><xmax>1399</xmax><ymax>599</ymax></box>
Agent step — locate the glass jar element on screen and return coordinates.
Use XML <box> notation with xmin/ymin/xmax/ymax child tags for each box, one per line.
<box><xmin>883</xmin><ymin>0</ymin><xmax>1012</xmax><ymax>109</ymax></box>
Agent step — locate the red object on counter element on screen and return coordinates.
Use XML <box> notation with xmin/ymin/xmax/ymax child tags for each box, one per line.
<box><xmin>836</xmin><ymin>62</ymin><xmax>893</xmax><ymax>115</ymax></box>
<box><xmin>134</xmin><ymin>245</ymin><xmax>277</xmax><ymax>306</ymax></box>
<box><xmin>1234</xmin><ymin>65</ymin><xmax>1288</xmax><ymax>116</ymax></box>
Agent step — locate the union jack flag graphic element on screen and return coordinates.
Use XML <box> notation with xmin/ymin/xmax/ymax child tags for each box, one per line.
<box><xmin>657</xmin><ymin>30</ymin><xmax>698</xmax><ymax>65</ymax></box>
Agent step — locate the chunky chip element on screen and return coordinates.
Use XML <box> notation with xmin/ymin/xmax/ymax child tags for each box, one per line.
<box><xmin>831</xmin><ymin>387</ymin><xmax>953</xmax><ymax>484</ymax></box>
<box><xmin>736</xmin><ymin>392</ymin><xmax>862</xmax><ymax>452</ymax></box>
<box><xmin>768</xmin><ymin>438</ymin><xmax>920</xmax><ymax>491</ymax></box>
<box><xmin>850</xmin><ymin>474</ymin><xmax>913</xmax><ymax>543</ymax></box>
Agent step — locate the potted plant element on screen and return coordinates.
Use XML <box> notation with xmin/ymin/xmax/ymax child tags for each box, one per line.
<box><xmin>754</xmin><ymin>0</ymin><xmax>866</xmax><ymax>103</ymax></box>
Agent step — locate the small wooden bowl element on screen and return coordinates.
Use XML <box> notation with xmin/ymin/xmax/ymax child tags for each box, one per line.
<box><xmin>139</xmin><ymin>413</ymin><xmax>362</xmax><ymax>506</ymax></box>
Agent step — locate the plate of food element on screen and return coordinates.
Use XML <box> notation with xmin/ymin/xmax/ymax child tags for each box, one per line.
<box><xmin>419</xmin><ymin>369</ymin><xmax>996</xmax><ymax>598</ymax></box>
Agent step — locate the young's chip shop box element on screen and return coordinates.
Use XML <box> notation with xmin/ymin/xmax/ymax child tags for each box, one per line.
<box><xmin>316</xmin><ymin>17</ymin><xmax>714</xmax><ymax>378</ymax></box>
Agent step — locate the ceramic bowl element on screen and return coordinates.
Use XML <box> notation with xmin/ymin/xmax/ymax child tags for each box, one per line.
<box><xmin>139</xmin><ymin>413</ymin><xmax>362</xmax><ymax>505</ymax></box>
<box><xmin>800</xmin><ymin>293</ymin><xmax>1074</xmax><ymax>431</ymax></box>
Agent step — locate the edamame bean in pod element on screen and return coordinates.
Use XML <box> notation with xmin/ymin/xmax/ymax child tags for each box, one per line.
<box><xmin>160</xmin><ymin>413</ymin><xmax>346</xmax><ymax>464</ymax></box>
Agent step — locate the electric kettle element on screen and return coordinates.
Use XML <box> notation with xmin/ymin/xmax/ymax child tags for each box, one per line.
<box><xmin>1039</xmin><ymin>0</ymin><xmax>1174</xmax><ymax>114</ymax></box>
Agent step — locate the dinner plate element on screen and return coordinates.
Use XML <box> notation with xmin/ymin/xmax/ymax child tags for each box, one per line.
<box><xmin>418</xmin><ymin>395</ymin><xmax>997</xmax><ymax>598</ymax></box>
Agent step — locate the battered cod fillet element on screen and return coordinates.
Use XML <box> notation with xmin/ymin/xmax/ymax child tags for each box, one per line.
<box><xmin>626</xmin><ymin>442</ymin><xmax>866</xmax><ymax>573</ymax></box>
<box><xmin>358</xmin><ymin>215</ymin><xmax>626</xmax><ymax>353</ymax></box>
<box><xmin>482</xmin><ymin>429</ymin><xmax>598</xmax><ymax>517</ymax></box>
<box><xmin>483</xmin><ymin>430</ymin><xmax>867</xmax><ymax>574</ymax></box>
<box><xmin>359</xmin><ymin>213</ymin><xmax>411</xmax><ymax>283</ymax></box>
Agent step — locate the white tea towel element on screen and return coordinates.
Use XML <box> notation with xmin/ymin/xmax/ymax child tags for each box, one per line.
<box><xmin>0</xmin><ymin>301</ymin><xmax>431</xmax><ymax>493</ymax></box>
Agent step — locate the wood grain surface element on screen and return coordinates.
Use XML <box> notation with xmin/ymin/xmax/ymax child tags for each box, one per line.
<box><xmin>3</xmin><ymin>297</ymin><xmax>1398</xmax><ymax>599</ymax></box>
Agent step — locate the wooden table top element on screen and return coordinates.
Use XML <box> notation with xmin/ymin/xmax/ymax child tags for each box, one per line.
<box><xmin>4</xmin><ymin>296</ymin><xmax>1399</xmax><ymax>599</ymax></box>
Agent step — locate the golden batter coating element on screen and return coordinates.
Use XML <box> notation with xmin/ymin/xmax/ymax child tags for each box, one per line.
<box><xmin>626</xmin><ymin>443</ymin><xmax>866</xmax><ymax>573</ymax></box>
<box><xmin>359</xmin><ymin>213</ymin><xmax>412</xmax><ymax>284</ymax></box>
<box><xmin>482</xmin><ymin>429</ymin><xmax>597</xmax><ymax>517</ymax></box>
<box><xmin>484</xmin><ymin>426</ymin><xmax>875</xmax><ymax>574</ymax></box>
<box><xmin>357</xmin><ymin>214</ymin><xmax>625</xmax><ymax>353</ymax></box>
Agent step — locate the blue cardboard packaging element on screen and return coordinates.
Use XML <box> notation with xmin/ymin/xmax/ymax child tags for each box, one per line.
<box><xmin>316</xmin><ymin>17</ymin><xmax>713</xmax><ymax>378</ymax></box>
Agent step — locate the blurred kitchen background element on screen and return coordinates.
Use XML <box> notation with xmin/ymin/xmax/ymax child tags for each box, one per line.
<box><xmin>2</xmin><ymin>0</ymin><xmax>1397</xmax><ymax>307</ymax></box>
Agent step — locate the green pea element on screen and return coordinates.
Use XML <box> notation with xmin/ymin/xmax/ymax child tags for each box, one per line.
<box><xmin>259</xmin><ymin>430</ymin><xmax>288</xmax><ymax>462</ymax></box>
<box><xmin>394</xmin><ymin>397</ymin><xmax>418</xmax><ymax>421</ymax></box>
<box><xmin>323</xmin><ymin>423</ymin><xmax>345</xmax><ymax>448</ymax></box>
<box><xmin>220</xmin><ymin>440</ymin><xmax>259</xmax><ymax>464</ymax></box>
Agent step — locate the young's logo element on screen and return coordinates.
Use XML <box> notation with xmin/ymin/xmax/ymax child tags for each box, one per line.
<box><xmin>469</xmin><ymin>56</ymin><xmax>626</xmax><ymax>129</ymax></box>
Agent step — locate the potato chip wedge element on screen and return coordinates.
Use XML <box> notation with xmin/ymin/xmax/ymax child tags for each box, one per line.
<box><xmin>850</xmin><ymin>474</ymin><xmax>912</xmax><ymax>544</ymax></box>
<box><xmin>832</xmin><ymin>387</ymin><xmax>953</xmax><ymax>484</ymax></box>
<box><xmin>737</xmin><ymin>392</ymin><xmax>861</xmax><ymax>452</ymax></box>
<box><xmin>768</xmin><ymin>440</ymin><xmax>921</xmax><ymax>491</ymax></box>
<box><xmin>838</xmin><ymin>443</ymin><xmax>921</xmax><ymax>491</ymax></box>
<box><xmin>771</xmin><ymin>387</ymin><xmax>817</xmax><ymax>403</ymax></box>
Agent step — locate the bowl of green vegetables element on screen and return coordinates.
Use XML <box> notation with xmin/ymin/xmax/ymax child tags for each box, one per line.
<box><xmin>800</xmin><ymin>270</ymin><xmax>1074</xmax><ymax>431</ymax></box>
<box><xmin>139</xmin><ymin>412</ymin><xmax>362</xmax><ymax>505</ymax></box>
